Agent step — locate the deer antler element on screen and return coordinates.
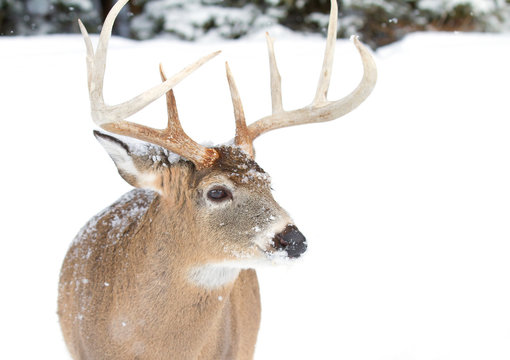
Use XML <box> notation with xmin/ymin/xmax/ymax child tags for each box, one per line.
<box><xmin>79</xmin><ymin>0</ymin><xmax>220</xmax><ymax>168</ymax></box>
<box><xmin>225</xmin><ymin>62</ymin><xmax>254</xmax><ymax>158</ymax></box>
<box><xmin>227</xmin><ymin>0</ymin><xmax>377</xmax><ymax>156</ymax></box>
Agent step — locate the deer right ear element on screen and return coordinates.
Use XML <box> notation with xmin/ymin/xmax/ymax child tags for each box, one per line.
<box><xmin>94</xmin><ymin>130</ymin><xmax>169</xmax><ymax>193</ymax></box>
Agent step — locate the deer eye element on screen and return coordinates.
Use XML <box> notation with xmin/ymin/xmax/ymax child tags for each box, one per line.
<box><xmin>207</xmin><ymin>187</ymin><xmax>232</xmax><ymax>202</ymax></box>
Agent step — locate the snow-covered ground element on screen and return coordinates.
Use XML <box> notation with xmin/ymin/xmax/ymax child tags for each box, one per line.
<box><xmin>1</xmin><ymin>27</ymin><xmax>509</xmax><ymax>359</ymax></box>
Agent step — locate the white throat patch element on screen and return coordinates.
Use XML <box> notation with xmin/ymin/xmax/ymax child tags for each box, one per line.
<box><xmin>188</xmin><ymin>265</ymin><xmax>241</xmax><ymax>290</ymax></box>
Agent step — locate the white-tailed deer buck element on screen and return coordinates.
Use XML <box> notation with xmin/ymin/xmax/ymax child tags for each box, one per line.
<box><xmin>58</xmin><ymin>0</ymin><xmax>376</xmax><ymax>358</ymax></box>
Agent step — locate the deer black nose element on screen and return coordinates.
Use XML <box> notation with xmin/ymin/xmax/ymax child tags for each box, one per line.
<box><xmin>273</xmin><ymin>225</ymin><xmax>307</xmax><ymax>258</ymax></box>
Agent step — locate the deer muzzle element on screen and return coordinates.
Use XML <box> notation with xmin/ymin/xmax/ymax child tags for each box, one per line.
<box><xmin>273</xmin><ymin>225</ymin><xmax>307</xmax><ymax>258</ymax></box>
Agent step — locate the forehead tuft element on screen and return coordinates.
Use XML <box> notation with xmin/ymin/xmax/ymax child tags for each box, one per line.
<box><xmin>212</xmin><ymin>146</ymin><xmax>271</xmax><ymax>187</ymax></box>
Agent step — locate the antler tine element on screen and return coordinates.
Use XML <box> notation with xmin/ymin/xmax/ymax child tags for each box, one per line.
<box><xmin>155</xmin><ymin>65</ymin><xmax>219</xmax><ymax>167</ymax></box>
<box><xmin>159</xmin><ymin>64</ymin><xmax>181</xmax><ymax>131</ymax></box>
<box><xmin>80</xmin><ymin>0</ymin><xmax>220</xmax><ymax>168</ymax></box>
<box><xmin>313</xmin><ymin>0</ymin><xmax>337</xmax><ymax>105</ymax></box>
<box><xmin>225</xmin><ymin>62</ymin><xmax>254</xmax><ymax>157</ymax></box>
<box><xmin>265</xmin><ymin>33</ymin><xmax>283</xmax><ymax>114</ymax></box>
<box><xmin>246</xmin><ymin>0</ymin><xmax>377</xmax><ymax>143</ymax></box>
<box><xmin>106</xmin><ymin>50</ymin><xmax>220</xmax><ymax>123</ymax></box>
<box><xmin>78</xmin><ymin>19</ymin><xmax>95</xmax><ymax>102</ymax></box>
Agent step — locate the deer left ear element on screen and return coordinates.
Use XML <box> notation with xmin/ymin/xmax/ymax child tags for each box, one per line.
<box><xmin>94</xmin><ymin>130</ymin><xmax>170</xmax><ymax>193</ymax></box>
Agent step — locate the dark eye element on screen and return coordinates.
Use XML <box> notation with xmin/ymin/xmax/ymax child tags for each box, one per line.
<box><xmin>207</xmin><ymin>187</ymin><xmax>232</xmax><ymax>202</ymax></box>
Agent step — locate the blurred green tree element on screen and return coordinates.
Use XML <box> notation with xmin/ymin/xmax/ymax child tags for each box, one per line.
<box><xmin>1</xmin><ymin>0</ymin><xmax>509</xmax><ymax>48</ymax></box>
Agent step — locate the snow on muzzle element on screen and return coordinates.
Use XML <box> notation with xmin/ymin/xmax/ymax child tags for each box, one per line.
<box><xmin>273</xmin><ymin>225</ymin><xmax>307</xmax><ymax>258</ymax></box>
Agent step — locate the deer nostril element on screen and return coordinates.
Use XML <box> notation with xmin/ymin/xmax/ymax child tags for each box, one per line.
<box><xmin>275</xmin><ymin>232</ymin><xmax>289</xmax><ymax>247</ymax></box>
<box><xmin>273</xmin><ymin>225</ymin><xmax>307</xmax><ymax>258</ymax></box>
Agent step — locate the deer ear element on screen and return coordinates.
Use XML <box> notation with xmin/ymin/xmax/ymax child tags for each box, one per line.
<box><xmin>94</xmin><ymin>130</ymin><xmax>170</xmax><ymax>193</ymax></box>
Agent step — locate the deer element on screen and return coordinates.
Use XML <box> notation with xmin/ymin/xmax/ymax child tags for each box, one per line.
<box><xmin>57</xmin><ymin>0</ymin><xmax>376</xmax><ymax>359</ymax></box>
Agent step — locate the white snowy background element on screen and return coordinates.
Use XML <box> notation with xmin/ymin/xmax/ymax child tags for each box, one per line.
<box><xmin>1</xmin><ymin>24</ymin><xmax>509</xmax><ymax>359</ymax></box>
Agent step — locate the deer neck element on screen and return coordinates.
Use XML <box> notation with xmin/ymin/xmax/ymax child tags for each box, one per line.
<box><xmin>109</xmin><ymin>195</ymin><xmax>244</xmax><ymax>357</ymax></box>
